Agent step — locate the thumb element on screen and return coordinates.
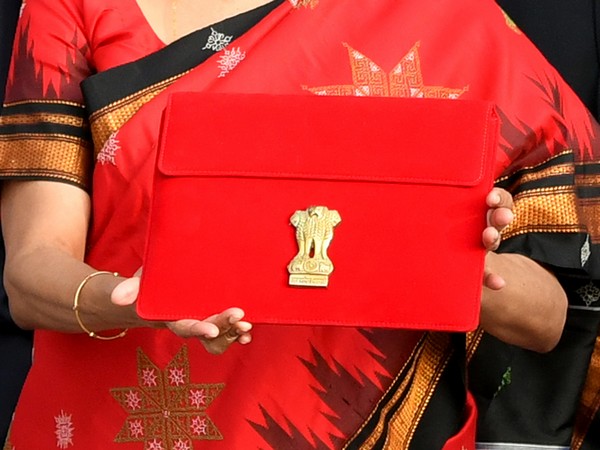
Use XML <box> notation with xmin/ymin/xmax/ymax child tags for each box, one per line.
<box><xmin>111</xmin><ymin>277</ymin><xmax>140</xmax><ymax>306</ymax></box>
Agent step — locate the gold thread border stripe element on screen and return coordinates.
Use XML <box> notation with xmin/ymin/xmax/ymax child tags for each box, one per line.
<box><xmin>345</xmin><ymin>333</ymin><xmax>454</xmax><ymax>449</ymax></box>
<box><xmin>3</xmin><ymin>99</ymin><xmax>84</xmax><ymax>108</ymax></box>
<box><xmin>512</xmin><ymin>163</ymin><xmax>574</xmax><ymax>186</ymax></box>
<box><xmin>0</xmin><ymin>112</ymin><xmax>85</xmax><ymax>128</ymax></box>
<box><xmin>386</xmin><ymin>333</ymin><xmax>453</xmax><ymax>449</ymax></box>
<box><xmin>343</xmin><ymin>337</ymin><xmax>426</xmax><ymax>450</ymax></box>
<box><xmin>88</xmin><ymin>72</ymin><xmax>187</xmax><ymax>151</ymax></box>
<box><xmin>576</xmin><ymin>174</ymin><xmax>600</xmax><ymax>187</ymax></box>
<box><xmin>495</xmin><ymin>150</ymin><xmax>574</xmax><ymax>185</ymax></box>
<box><xmin>502</xmin><ymin>187</ymin><xmax>585</xmax><ymax>240</ymax></box>
<box><xmin>0</xmin><ymin>135</ymin><xmax>90</xmax><ymax>187</ymax></box>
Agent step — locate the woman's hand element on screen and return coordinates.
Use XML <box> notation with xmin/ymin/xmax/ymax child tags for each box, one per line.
<box><xmin>478</xmin><ymin>187</ymin><xmax>567</xmax><ymax>352</ymax></box>
<box><xmin>482</xmin><ymin>187</ymin><xmax>514</xmax><ymax>290</ymax></box>
<box><xmin>111</xmin><ymin>269</ymin><xmax>252</xmax><ymax>355</ymax></box>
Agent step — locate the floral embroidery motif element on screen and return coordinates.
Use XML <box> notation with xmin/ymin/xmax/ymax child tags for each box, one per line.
<box><xmin>97</xmin><ymin>132</ymin><xmax>120</xmax><ymax>166</ymax></box>
<box><xmin>217</xmin><ymin>47</ymin><xmax>246</xmax><ymax>77</ymax></box>
<box><xmin>128</xmin><ymin>420</ymin><xmax>144</xmax><ymax>438</ymax></box>
<box><xmin>141</xmin><ymin>367</ymin><xmax>158</xmax><ymax>387</ymax></box>
<box><xmin>202</xmin><ymin>28</ymin><xmax>233</xmax><ymax>52</ymax></box>
<box><xmin>577</xmin><ymin>282</ymin><xmax>600</xmax><ymax>307</ymax></box>
<box><xmin>111</xmin><ymin>346</ymin><xmax>224</xmax><ymax>448</ymax></box>
<box><xmin>305</xmin><ymin>42</ymin><xmax>468</xmax><ymax>99</ymax></box>
<box><xmin>581</xmin><ymin>236</ymin><xmax>591</xmax><ymax>267</ymax></box>
<box><xmin>54</xmin><ymin>411</ymin><xmax>75</xmax><ymax>449</ymax></box>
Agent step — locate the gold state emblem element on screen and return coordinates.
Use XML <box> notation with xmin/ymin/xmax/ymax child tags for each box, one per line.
<box><xmin>287</xmin><ymin>206</ymin><xmax>341</xmax><ymax>287</ymax></box>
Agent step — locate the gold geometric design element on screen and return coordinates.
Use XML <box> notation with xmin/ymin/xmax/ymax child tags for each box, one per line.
<box><xmin>576</xmin><ymin>173</ymin><xmax>600</xmax><ymax>187</ymax></box>
<box><xmin>580</xmin><ymin>197</ymin><xmax>600</xmax><ymax>243</ymax></box>
<box><xmin>0</xmin><ymin>133</ymin><xmax>91</xmax><ymax>187</ymax></box>
<box><xmin>111</xmin><ymin>346</ymin><xmax>224</xmax><ymax>449</ymax></box>
<box><xmin>305</xmin><ymin>42</ymin><xmax>468</xmax><ymax>99</ymax></box>
<box><xmin>512</xmin><ymin>162</ymin><xmax>574</xmax><ymax>186</ymax></box>
<box><xmin>495</xmin><ymin>150</ymin><xmax>574</xmax><ymax>191</ymax></box>
<box><xmin>344</xmin><ymin>333</ymin><xmax>454</xmax><ymax>449</ymax></box>
<box><xmin>501</xmin><ymin>187</ymin><xmax>585</xmax><ymax>240</ymax></box>
<box><xmin>0</xmin><ymin>112</ymin><xmax>85</xmax><ymax>128</ymax></box>
<box><xmin>0</xmin><ymin>98</ymin><xmax>91</xmax><ymax>187</ymax></box>
<box><xmin>89</xmin><ymin>73</ymin><xmax>186</xmax><ymax>154</ymax></box>
<box><xmin>466</xmin><ymin>328</ymin><xmax>485</xmax><ymax>363</ymax></box>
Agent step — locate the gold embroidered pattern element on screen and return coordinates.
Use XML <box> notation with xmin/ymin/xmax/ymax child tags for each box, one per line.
<box><xmin>0</xmin><ymin>99</ymin><xmax>90</xmax><ymax>187</ymax></box>
<box><xmin>0</xmin><ymin>112</ymin><xmax>85</xmax><ymax>128</ymax></box>
<box><xmin>580</xmin><ymin>197</ymin><xmax>600</xmax><ymax>244</ymax></box>
<box><xmin>576</xmin><ymin>173</ymin><xmax>600</xmax><ymax>187</ymax></box>
<box><xmin>344</xmin><ymin>333</ymin><xmax>454</xmax><ymax>449</ymax></box>
<box><xmin>385</xmin><ymin>333</ymin><xmax>453</xmax><ymax>448</ymax></box>
<box><xmin>111</xmin><ymin>346</ymin><xmax>224</xmax><ymax>449</ymax></box>
<box><xmin>0</xmin><ymin>133</ymin><xmax>90</xmax><ymax>186</ymax></box>
<box><xmin>513</xmin><ymin>163</ymin><xmax>574</xmax><ymax>187</ymax></box>
<box><xmin>572</xmin><ymin>336</ymin><xmax>600</xmax><ymax>450</ymax></box>
<box><xmin>501</xmin><ymin>187</ymin><xmax>585</xmax><ymax>240</ymax></box>
<box><xmin>305</xmin><ymin>42</ymin><xmax>464</xmax><ymax>449</ymax></box>
<box><xmin>89</xmin><ymin>74</ymin><xmax>186</xmax><ymax>153</ymax></box>
<box><xmin>305</xmin><ymin>42</ymin><xmax>468</xmax><ymax>99</ymax></box>
<box><xmin>466</xmin><ymin>328</ymin><xmax>485</xmax><ymax>363</ymax></box>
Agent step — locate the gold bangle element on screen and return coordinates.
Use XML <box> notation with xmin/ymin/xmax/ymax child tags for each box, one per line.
<box><xmin>72</xmin><ymin>271</ymin><xmax>128</xmax><ymax>341</ymax></box>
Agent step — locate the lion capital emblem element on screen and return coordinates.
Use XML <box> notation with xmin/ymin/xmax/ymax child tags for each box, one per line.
<box><xmin>287</xmin><ymin>205</ymin><xmax>341</xmax><ymax>287</ymax></box>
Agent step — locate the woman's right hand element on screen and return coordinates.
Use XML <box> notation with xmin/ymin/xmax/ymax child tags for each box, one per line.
<box><xmin>111</xmin><ymin>270</ymin><xmax>252</xmax><ymax>355</ymax></box>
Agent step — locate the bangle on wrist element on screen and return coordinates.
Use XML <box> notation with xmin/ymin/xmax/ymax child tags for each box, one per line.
<box><xmin>72</xmin><ymin>271</ymin><xmax>128</xmax><ymax>341</ymax></box>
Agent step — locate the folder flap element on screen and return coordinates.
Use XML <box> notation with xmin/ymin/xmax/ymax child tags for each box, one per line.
<box><xmin>157</xmin><ymin>93</ymin><xmax>497</xmax><ymax>187</ymax></box>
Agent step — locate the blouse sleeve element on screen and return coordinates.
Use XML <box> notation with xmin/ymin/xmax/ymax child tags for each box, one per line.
<box><xmin>0</xmin><ymin>0</ymin><xmax>94</xmax><ymax>189</ymax></box>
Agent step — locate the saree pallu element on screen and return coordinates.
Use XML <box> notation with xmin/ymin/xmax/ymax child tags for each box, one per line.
<box><xmin>1</xmin><ymin>0</ymin><xmax>600</xmax><ymax>449</ymax></box>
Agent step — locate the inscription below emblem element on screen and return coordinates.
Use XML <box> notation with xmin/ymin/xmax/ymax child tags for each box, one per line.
<box><xmin>287</xmin><ymin>206</ymin><xmax>341</xmax><ymax>287</ymax></box>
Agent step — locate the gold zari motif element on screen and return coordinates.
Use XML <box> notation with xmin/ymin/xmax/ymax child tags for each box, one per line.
<box><xmin>89</xmin><ymin>74</ymin><xmax>187</xmax><ymax>153</ymax></box>
<box><xmin>344</xmin><ymin>333</ymin><xmax>454</xmax><ymax>449</ymax></box>
<box><xmin>111</xmin><ymin>346</ymin><xmax>224</xmax><ymax>448</ymax></box>
<box><xmin>0</xmin><ymin>133</ymin><xmax>90</xmax><ymax>186</ymax></box>
<box><xmin>306</xmin><ymin>42</ymin><xmax>468</xmax><ymax>99</ymax></box>
<box><xmin>502</xmin><ymin>187</ymin><xmax>585</xmax><ymax>239</ymax></box>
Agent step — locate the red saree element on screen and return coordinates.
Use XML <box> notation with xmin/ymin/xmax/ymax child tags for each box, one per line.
<box><xmin>1</xmin><ymin>0</ymin><xmax>600</xmax><ymax>449</ymax></box>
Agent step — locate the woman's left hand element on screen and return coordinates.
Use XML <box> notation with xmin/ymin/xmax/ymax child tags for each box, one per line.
<box><xmin>111</xmin><ymin>268</ymin><xmax>252</xmax><ymax>355</ymax></box>
<box><xmin>482</xmin><ymin>187</ymin><xmax>514</xmax><ymax>290</ymax></box>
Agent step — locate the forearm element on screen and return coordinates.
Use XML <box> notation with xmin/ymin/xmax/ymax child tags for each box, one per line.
<box><xmin>2</xmin><ymin>180</ymin><xmax>143</xmax><ymax>332</ymax></box>
<box><xmin>4</xmin><ymin>245</ymin><xmax>141</xmax><ymax>332</ymax></box>
<box><xmin>480</xmin><ymin>252</ymin><xmax>567</xmax><ymax>353</ymax></box>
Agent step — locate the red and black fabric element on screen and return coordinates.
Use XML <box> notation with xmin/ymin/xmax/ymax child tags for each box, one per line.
<box><xmin>1</xmin><ymin>1</ymin><xmax>600</xmax><ymax>449</ymax></box>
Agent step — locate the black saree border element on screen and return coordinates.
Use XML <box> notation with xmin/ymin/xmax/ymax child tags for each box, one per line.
<box><xmin>81</xmin><ymin>0</ymin><xmax>285</xmax><ymax>116</ymax></box>
<box><xmin>496</xmin><ymin>149</ymin><xmax>600</xmax><ymax>247</ymax></box>
<box><xmin>343</xmin><ymin>333</ymin><xmax>458</xmax><ymax>449</ymax></box>
<box><xmin>0</xmin><ymin>99</ymin><xmax>92</xmax><ymax>188</ymax></box>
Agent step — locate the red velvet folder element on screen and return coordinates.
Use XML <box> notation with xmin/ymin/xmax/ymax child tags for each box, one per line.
<box><xmin>137</xmin><ymin>92</ymin><xmax>498</xmax><ymax>331</ymax></box>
